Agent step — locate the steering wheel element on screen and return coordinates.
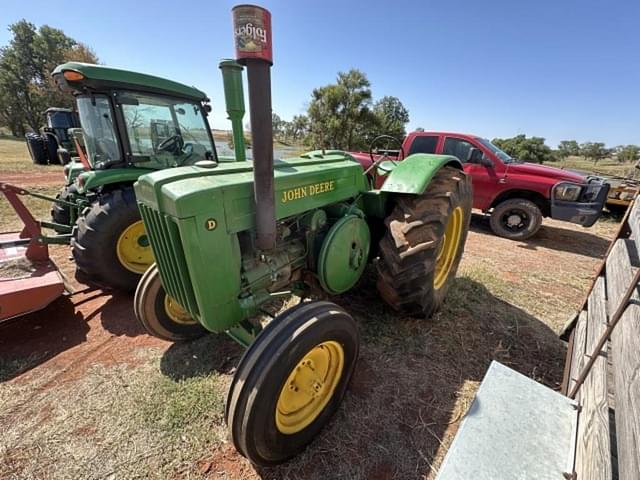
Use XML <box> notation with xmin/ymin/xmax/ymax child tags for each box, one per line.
<box><xmin>157</xmin><ymin>134</ymin><xmax>184</xmax><ymax>154</ymax></box>
<box><xmin>364</xmin><ymin>135</ymin><xmax>405</xmax><ymax>175</ymax></box>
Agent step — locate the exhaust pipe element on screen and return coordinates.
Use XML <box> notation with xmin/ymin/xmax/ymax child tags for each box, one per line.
<box><xmin>232</xmin><ymin>4</ymin><xmax>275</xmax><ymax>250</ymax></box>
<box><xmin>219</xmin><ymin>59</ymin><xmax>246</xmax><ymax>162</ymax></box>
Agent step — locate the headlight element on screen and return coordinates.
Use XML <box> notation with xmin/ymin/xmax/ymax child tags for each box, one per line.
<box><xmin>554</xmin><ymin>183</ymin><xmax>582</xmax><ymax>201</ymax></box>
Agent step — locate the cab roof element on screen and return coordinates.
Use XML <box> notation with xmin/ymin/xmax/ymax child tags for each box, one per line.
<box><xmin>52</xmin><ymin>62</ymin><xmax>207</xmax><ymax>102</ymax></box>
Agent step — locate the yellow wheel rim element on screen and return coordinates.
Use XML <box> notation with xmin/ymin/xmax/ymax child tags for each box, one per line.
<box><xmin>434</xmin><ymin>206</ymin><xmax>463</xmax><ymax>290</ymax></box>
<box><xmin>163</xmin><ymin>295</ymin><xmax>197</xmax><ymax>325</ymax></box>
<box><xmin>116</xmin><ymin>220</ymin><xmax>153</xmax><ymax>274</ymax></box>
<box><xmin>275</xmin><ymin>341</ymin><xmax>344</xmax><ymax>435</ymax></box>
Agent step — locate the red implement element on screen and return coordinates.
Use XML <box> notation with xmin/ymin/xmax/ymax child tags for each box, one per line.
<box><xmin>0</xmin><ymin>183</ymin><xmax>65</xmax><ymax>322</ymax></box>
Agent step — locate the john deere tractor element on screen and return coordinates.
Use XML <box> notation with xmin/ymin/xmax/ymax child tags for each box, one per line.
<box><xmin>25</xmin><ymin>107</ymin><xmax>80</xmax><ymax>165</ymax></box>
<box><xmin>49</xmin><ymin>62</ymin><xmax>229</xmax><ymax>290</ymax></box>
<box><xmin>133</xmin><ymin>5</ymin><xmax>473</xmax><ymax>466</ymax></box>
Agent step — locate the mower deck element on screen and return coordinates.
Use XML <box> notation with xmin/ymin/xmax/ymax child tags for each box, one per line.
<box><xmin>0</xmin><ymin>232</ymin><xmax>65</xmax><ymax>322</ymax></box>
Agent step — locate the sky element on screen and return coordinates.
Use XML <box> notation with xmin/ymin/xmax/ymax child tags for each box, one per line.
<box><xmin>1</xmin><ymin>0</ymin><xmax>638</xmax><ymax>147</ymax></box>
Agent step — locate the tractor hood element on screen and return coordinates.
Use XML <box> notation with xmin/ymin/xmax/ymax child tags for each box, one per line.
<box><xmin>507</xmin><ymin>162</ymin><xmax>586</xmax><ymax>183</ymax></box>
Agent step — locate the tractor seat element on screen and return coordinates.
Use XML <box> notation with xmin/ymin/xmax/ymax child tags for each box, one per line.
<box><xmin>376</xmin><ymin>160</ymin><xmax>397</xmax><ymax>176</ymax></box>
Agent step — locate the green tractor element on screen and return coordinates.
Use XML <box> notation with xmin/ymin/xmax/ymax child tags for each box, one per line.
<box><xmin>49</xmin><ymin>62</ymin><xmax>229</xmax><ymax>290</ymax></box>
<box><xmin>25</xmin><ymin>107</ymin><xmax>80</xmax><ymax>165</ymax></box>
<box><xmin>133</xmin><ymin>4</ymin><xmax>473</xmax><ymax>466</ymax></box>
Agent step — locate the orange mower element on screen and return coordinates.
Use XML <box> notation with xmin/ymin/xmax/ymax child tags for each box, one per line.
<box><xmin>0</xmin><ymin>183</ymin><xmax>67</xmax><ymax>321</ymax></box>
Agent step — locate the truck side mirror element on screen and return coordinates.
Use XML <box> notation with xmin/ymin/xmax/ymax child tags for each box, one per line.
<box><xmin>467</xmin><ymin>148</ymin><xmax>492</xmax><ymax>167</ymax></box>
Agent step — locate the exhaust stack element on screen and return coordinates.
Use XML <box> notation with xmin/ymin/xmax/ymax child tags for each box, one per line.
<box><xmin>219</xmin><ymin>59</ymin><xmax>246</xmax><ymax>162</ymax></box>
<box><xmin>232</xmin><ymin>4</ymin><xmax>275</xmax><ymax>250</ymax></box>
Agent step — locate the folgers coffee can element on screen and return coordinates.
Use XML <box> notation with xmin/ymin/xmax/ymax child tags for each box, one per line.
<box><xmin>232</xmin><ymin>5</ymin><xmax>272</xmax><ymax>65</ymax></box>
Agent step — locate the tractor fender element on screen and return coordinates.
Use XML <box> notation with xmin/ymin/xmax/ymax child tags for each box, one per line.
<box><xmin>76</xmin><ymin>168</ymin><xmax>156</xmax><ymax>194</ymax></box>
<box><xmin>380</xmin><ymin>153</ymin><xmax>462</xmax><ymax>195</ymax></box>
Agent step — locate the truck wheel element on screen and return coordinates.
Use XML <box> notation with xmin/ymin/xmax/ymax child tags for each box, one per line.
<box><xmin>134</xmin><ymin>263</ymin><xmax>207</xmax><ymax>341</ymax></box>
<box><xmin>25</xmin><ymin>133</ymin><xmax>47</xmax><ymax>165</ymax></box>
<box><xmin>226</xmin><ymin>301</ymin><xmax>359</xmax><ymax>466</ymax></box>
<box><xmin>489</xmin><ymin>198</ymin><xmax>542</xmax><ymax>240</ymax></box>
<box><xmin>376</xmin><ymin>166</ymin><xmax>472</xmax><ymax>317</ymax></box>
<box><xmin>72</xmin><ymin>187</ymin><xmax>154</xmax><ymax>291</ymax></box>
<box><xmin>50</xmin><ymin>184</ymin><xmax>77</xmax><ymax>232</ymax></box>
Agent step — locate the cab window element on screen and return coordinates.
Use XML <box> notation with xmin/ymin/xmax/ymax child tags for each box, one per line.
<box><xmin>443</xmin><ymin>137</ymin><xmax>475</xmax><ymax>163</ymax></box>
<box><xmin>408</xmin><ymin>135</ymin><xmax>438</xmax><ymax>155</ymax></box>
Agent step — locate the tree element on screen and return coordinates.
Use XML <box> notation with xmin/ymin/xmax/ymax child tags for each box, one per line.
<box><xmin>0</xmin><ymin>20</ymin><xmax>99</xmax><ymax>135</ymax></box>
<box><xmin>492</xmin><ymin>135</ymin><xmax>553</xmax><ymax>164</ymax></box>
<box><xmin>271</xmin><ymin>113</ymin><xmax>284</xmax><ymax>139</ymax></box>
<box><xmin>580</xmin><ymin>142</ymin><xmax>608</xmax><ymax>164</ymax></box>
<box><xmin>557</xmin><ymin>140</ymin><xmax>580</xmax><ymax>159</ymax></box>
<box><xmin>373</xmin><ymin>96</ymin><xmax>409</xmax><ymax>139</ymax></box>
<box><xmin>307</xmin><ymin>69</ymin><xmax>377</xmax><ymax>150</ymax></box>
<box><xmin>615</xmin><ymin>144</ymin><xmax>639</xmax><ymax>163</ymax></box>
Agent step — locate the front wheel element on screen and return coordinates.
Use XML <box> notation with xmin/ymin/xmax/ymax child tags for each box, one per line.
<box><xmin>134</xmin><ymin>264</ymin><xmax>207</xmax><ymax>341</ymax></box>
<box><xmin>489</xmin><ymin>198</ymin><xmax>543</xmax><ymax>240</ymax></box>
<box><xmin>376</xmin><ymin>166</ymin><xmax>473</xmax><ymax>317</ymax></box>
<box><xmin>50</xmin><ymin>184</ymin><xmax>78</xmax><ymax>232</ymax></box>
<box><xmin>72</xmin><ymin>187</ymin><xmax>154</xmax><ymax>291</ymax></box>
<box><xmin>226</xmin><ymin>301</ymin><xmax>359</xmax><ymax>466</ymax></box>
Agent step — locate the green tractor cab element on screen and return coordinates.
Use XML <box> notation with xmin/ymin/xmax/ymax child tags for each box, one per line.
<box><xmin>133</xmin><ymin>4</ymin><xmax>474</xmax><ymax>467</ymax></box>
<box><xmin>49</xmin><ymin>62</ymin><xmax>225</xmax><ymax>290</ymax></box>
<box><xmin>25</xmin><ymin>107</ymin><xmax>80</xmax><ymax>166</ymax></box>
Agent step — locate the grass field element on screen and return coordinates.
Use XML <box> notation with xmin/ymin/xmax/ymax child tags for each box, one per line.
<box><xmin>0</xmin><ymin>137</ymin><xmax>621</xmax><ymax>479</ymax></box>
<box><xmin>545</xmin><ymin>155</ymin><xmax>637</xmax><ymax>178</ymax></box>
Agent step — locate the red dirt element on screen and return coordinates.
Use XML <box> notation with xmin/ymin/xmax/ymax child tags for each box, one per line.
<box><xmin>2</xmin><ymin>170</ymin><xmax>65</xmax><ymax>187</ymax></box>
<box><xmin>0</xmin><ymin>246</ymin><xmax>166</xmax><ymax>388</ymax></box>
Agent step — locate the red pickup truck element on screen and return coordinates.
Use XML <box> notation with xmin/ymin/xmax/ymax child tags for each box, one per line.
<box><xmin>351</xmin><ymin>131</ymin><xmax>610</xmax><ymax>240</ymax></box>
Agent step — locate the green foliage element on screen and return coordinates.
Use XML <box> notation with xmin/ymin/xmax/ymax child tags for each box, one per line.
<box><xmin>580</xmin><ymin>141</ymin><xmax>608</xmax><ymax>164</ymax></box>
<box><xmin>492</xmin><ymin>135</ymin><xmax>553</xmax><ymax>164</ymax></box>
<box><xmin>306</xmin><ymin>69</ymin><xmax>409</xmax><ymax>150</ymax></box>
<box><xmin>557</xmin><ymin>140</ymin><xmax>580</xmax><ymax>158</ymax></box>
<box><xmin>373</xmin><ymin>96</ymin><xmax>410</xmax><ymax>140</ymax></box>
<box><xmin>615</xmin><ymin>144</ymin><xmax>639</xmax><ymax>163</ymax></box>
<box><xmin>0</xmin><ymin>20</ymin><xmax>98</xmax><ymax>136</ymax></box>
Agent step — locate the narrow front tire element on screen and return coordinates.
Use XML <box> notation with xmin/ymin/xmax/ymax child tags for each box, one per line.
<box><xmin>226</xmin><ymin>301</ymin><xmax>359</xmax><ymax>466</ymax></box>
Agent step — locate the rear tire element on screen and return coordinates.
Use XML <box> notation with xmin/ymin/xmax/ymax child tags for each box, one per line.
<box><xmin>50</xmin><ymin>184</ymin><xmax>78</xmax><ymax>232</ymax></box>
<box><xmin>134</xmin><ymin>264</ymin><xmax>207</xmax><ymax>341</ymax></box>
<box><xmin>43</xmin><ymin>133</ymin><xmax>59</xmax><ymax>164</ymax></box>
<box><xmin>489</xmin><ymin>198</ymin><xmax>543</xmax><ymax>240</ymax></box>
<box><xmin>25</xmin><ymin>133</ymin><xmax>47</xmax><ymax>165</ymax></box>
<box><xmin>72</xmin><ymin>186</ymin><xmax>153</xmax><ymax>291</ymax></box>
<box><xmin>376</xmin><ymin>166</ymin><xmax>472</xmax><ymax>317</ymax></box>
<box><xmin>226</xmin><ymin>301</ymin><xmax>359</xmax><ymax>466</ymax></box>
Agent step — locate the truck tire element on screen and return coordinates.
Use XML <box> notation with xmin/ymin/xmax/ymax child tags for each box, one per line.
<box><xmin>25</xmin><ymin>133</ymin><xmax>47</xmax><ymax>165</ymax></box>
<box><xmin>489</xmin><ymin>198</ymin><xmax>542</xmax><ymax>240</ymax></box>
<box><xmin>376</xmin><ymin>166</ymin><xmax>472</xmax><ymax>317</ymax></box>
<box><xmin>50</xmin><ymin>184</ymin><xmax>77</xmax><ymax>233</ymax></box>
<box><xmin>72</xmin><ymin>187</ymin><xmax>153</xmax><ymax>291</ymax></box>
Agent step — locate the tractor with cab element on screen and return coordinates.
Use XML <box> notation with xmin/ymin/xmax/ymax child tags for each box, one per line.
<box><xmin>46</xmin><ymin>61</ymin><xmax>238</xmax><ymax>291</ymax></box>
<box><xmin>133</xmin><ymin>5</ymin><xmax>473</xmax><ymax>466</ymax></box>
<box><xmin>25</xmin><ymin>107</ymin><xmax>80</xmax><ymax>166</ymax></box>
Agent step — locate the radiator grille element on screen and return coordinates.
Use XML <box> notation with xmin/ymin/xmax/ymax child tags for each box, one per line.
<box><xmin>139</xmin><ymin>204</ymin><xmax>199</xmax><ymax>316</ymax></box>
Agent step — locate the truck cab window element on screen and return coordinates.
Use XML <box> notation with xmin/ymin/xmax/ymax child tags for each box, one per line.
<box><xmin>443</xmin><ymin>138</ymin><xmax>474</xmax><ymax>163</ymax></box>
<box><xmin>408</xmin><ymin>136</ymin><xmax>438</xmax><ymax>155</ymax></box>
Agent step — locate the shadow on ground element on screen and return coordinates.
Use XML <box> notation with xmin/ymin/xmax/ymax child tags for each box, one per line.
<box><xmin>191</xmin><ymin>269</ymin><xmax>566</xmax><ymax>480</ymax></box>
<box><xmin>0</xmin><ymin>294</ymin><xmax>90</xmax><ymax>381</ymax></box>
<box><xmin>470</xmin><ymin>213</ymin><xmax>612</xmax><ymax>258</ymax></box>
<box><xmin>160</xmin><ymin>333</ymin><xmax>244</xmax><ymax>380</ymax></box>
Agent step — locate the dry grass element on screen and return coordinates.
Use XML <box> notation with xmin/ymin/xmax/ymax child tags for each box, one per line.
<box><xmin>545</xmin><ymin>155</ymin><xmax>636</xmax><ymax>178</ymax></box>
<box><xmin>0</xmin><ymin>138</ymin><xmax>63</xmax><ymax>231</ymax></box>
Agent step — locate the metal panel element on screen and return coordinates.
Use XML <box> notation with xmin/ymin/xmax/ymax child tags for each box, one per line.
<box><xmin>437</xmin><ymin>361</ymin><xmax>578</xmax><ymax>480</ymax></box>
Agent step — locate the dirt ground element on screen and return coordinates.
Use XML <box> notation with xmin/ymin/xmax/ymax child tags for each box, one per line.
<box><xmin>1</xmin><ymin>137</ymin><xmax>621</xmax><ymax>479</ymax></box>
<box><xmin>0</xmin><ymin>209</ymin><xmax>618</xmax><ymax>479</ymax></box>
